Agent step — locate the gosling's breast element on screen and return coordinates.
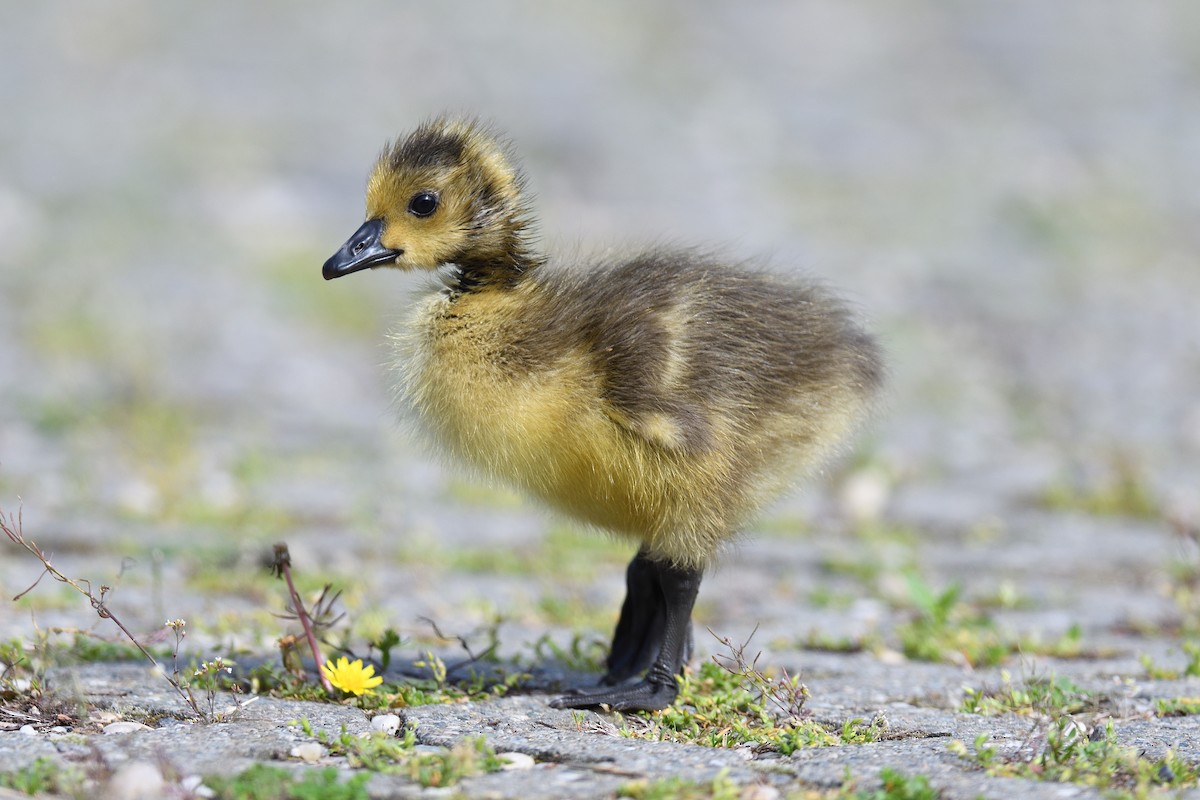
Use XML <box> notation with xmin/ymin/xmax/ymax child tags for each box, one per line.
<box><xmin>393</xmin><ymin>286</ymin><xmax>608</xmax><ymax>479</ymax></box>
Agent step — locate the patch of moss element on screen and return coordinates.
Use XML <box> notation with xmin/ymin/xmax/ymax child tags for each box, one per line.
<box><xmin>795</xmin><ymin>630</ymin><xmax>878</xmax><ymax>654</ymax></box>
<box><xmin>295</xmin><ymin>721</ymin><xmax>503</xmax><ymax>786</ymax></box>
<box><xmin>896</xmin><ymin>576</ymin><xmax>1008</xmax><ymax>667</ymax></box>
<box><xmin>625</xmin><ymin>662</ymin><xmax>884</xmax><ymax>754</ymax></box>
<box><xmin>1139</xmin><ymin>642</ymin><xmax>1200</xmax><ymax>680</ymax></box>
<box><xmin>897</xmin><ymin>576</ymin><xmax>1093</xmax><ymax>667</ymax></box>
<box><xmin>1156</xmin><ymin>696</ymin><xmax>1200</xmax><ymax>717</ymax></box>
<box><xmin>619</xmin><ymin>766</ymin><xmax>940</xmax><ymax>800</ymax></box>
<box><xmin>960</xmin><ymin>672</ymin><xmax>1096</xmax><ymax>717</ymax></box>
<box><xmin>618</xmin><ymin>769</ymin><xmax>739</xmax><ymax>800</ymax></box>
<box><xmin>1041</xmin><ymin>457</ymin><xmax>1159</xmax><ymax>520</ymax></box>
<box><xmin>207</xmin><ymin>763</ymin><xmax>370</xmax><ymax>800</ymax></box>
<box><xmin>950</xmin><ymin>722</ymin><xmax>1198</xmax><ymax>794</ymax></box>
<box><xmin>0</xmin><ymin>757</ymin><xmax>87</xmax><ymax>798</ymax></box>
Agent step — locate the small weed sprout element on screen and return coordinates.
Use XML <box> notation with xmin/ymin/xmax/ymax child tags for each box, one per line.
<box><xmin>872</xmin><ymin>768</ymin><xmax>939</xmax><ymax>800</ymax></box>
<box><xmin>417</xmin><ymin>615</ymin><xmax>505</xmax><ymax>678</ymax></box>
<box><xmin>369</xmin><ymin>628</ymin><xmax>404</xmax><ymax>672</ymax></box>
<box><xmin>710</xmin><ymin>626</ymin><xmax>810</xmax><ymax>722</ymax></box>
<box><xmin>166</xmin><ymin>618</ymin><xmax>195</xmax><ymax>706</ymax></box>
<box><xmin>192</xmin><ymin>656</ymin><xmax>239</xmax><ymax>719</ymax></box>
<box><xmin>1168</xmin><ymin>512</ymin><xmax>1200</xmax><ymax>633</ymax></box>
<box><xmin>530</xmin><ymin>631</ymin><xmax>608</xmax><ymax>673</ymax></box>
<box><xmin>413</xmin><ymin>651</ymin><xmax>449</xmax><ymax>689</ymax></box>
<box><xmin>897</xmin><ymin>574</ymin><xmax>1007</xmax><ymax>667</ymax></box>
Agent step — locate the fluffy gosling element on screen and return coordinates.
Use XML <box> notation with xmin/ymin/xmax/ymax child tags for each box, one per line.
<box><xmin>322</xmin><ymin>118</ymin><xmax>883</xmax><ymax>711</ymax></box>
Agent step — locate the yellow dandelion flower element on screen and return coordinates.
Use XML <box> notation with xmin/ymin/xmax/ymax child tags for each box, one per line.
<box><xmin>321</xmin><ymin>657</ymin><xmax>383</xmax><ymax>696</ymax></box>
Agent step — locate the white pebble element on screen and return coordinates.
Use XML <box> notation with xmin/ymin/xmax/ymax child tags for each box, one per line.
<box><xmin>839</xmin><ymin>467</ymin><xmax>891</xmax><ymax>522</ymax></box>
<box><xmin>19</xmin><ymin>724</ymin><xmax>38</xmax><ymax>736</ymax></box>
<box><xmin>290</xmin><ymin>742</ymin><xmax>325</xmax><ymax>762</ymax></box>
<box><xmin>497</xmin><ymin>751</ymin><xmax>535</xmax><ymax>770</ymax></box>
<box><xmin>103</xmin><ymin>760</ymin><xmax>164</xmax><ymax>800</ymax></box>
<box><xmin>740</xmin><ymin>785</ymin><xmax>781</xmax><ymax>800</ymax></box>
<box><xmin>103</xmin><ymin>721</ymin><xmax>154</xmax><ymax>735</ymax></box>
<box><xmin>371</xmin><ymin>713</ymin><xmax>401</xmax><ymax>735</ymax></box>
<box><xmin>180</xmin><ymin>775</ymin><xmax>216</xmax><ymax>798</ymax></box>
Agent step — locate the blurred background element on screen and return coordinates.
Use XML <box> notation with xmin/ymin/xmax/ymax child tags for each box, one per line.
<box><xmin>1</xmin><ymin>2</ymin><xmax>1198</xmax><ymax>668</ymax></box>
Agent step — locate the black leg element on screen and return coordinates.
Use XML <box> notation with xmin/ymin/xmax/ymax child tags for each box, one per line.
<box><xmin>602</xmin><ymin>548</ymin><xmax>665</xmax><ymax>685</ymax></box>
<box><xmin>551</xmin><ymin>558</ymin><xmax>701</xmax><ymax>712</ymax></box>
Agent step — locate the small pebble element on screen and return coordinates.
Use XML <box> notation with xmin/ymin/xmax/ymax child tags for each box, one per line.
<box><xmin>103</xmin><ymin>760</ymin><xmax>164</xmax><ymax>800</ymax></box>
<box><xmin>103</xmin><ymin>721</ymin><xmax>154</xmax><ymax>735</ymax></box>
<box><xmin>839</xmin><ymin>466</ymin><xmax>891</xmax><ymax>522</ymax></box>
<box><xmin>371</xmin><ymin>713</ymin><xmax>401</xmax><ymax>735</ymax></box>
<box><xmin>19</xmin><ymin>724</ymin><xmax>38</xmax><ymax>736</ymax></box>
<box><xmin>290</xmin><ymin>742</ymin><xmax>325</xmax><ymax>762</ymax></box>
<box><xmin>180</xmin><ymin>775</ymin><xmax>216</xmax><ymax>798</ymax></box>
<box><xmin>497</xmin><ymin>751</ymin><xmax>535</xmax><ymax>770</ymax></box>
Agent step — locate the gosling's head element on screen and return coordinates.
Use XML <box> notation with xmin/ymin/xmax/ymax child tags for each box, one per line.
<box><xmin>323</xmin><ymin>118</ymin><xmax>536</xmax><ymax>281</ymax></box>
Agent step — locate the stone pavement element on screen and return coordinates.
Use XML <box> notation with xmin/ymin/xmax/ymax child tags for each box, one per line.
<box><xmin>2</xmin><ymin>2</ymin><xmax>1199</xmax><ymax>797</ymax></box>
<box><xmin>4</xmin><ymin>653</ymin><xmax>1200</xmax><ymax>798</ymax></box>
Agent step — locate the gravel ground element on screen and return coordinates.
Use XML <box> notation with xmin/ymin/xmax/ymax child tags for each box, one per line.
<box><xmin>1</xmin><ymin>2</ymin><xmax>1199</xmax><ymax>798</ymax></box>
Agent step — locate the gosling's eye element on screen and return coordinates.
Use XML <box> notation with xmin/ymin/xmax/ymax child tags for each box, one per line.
<box><xmin>408</xmin><ymin>191</ymin><xmax>439</xmax><ymax>217</ymax></box>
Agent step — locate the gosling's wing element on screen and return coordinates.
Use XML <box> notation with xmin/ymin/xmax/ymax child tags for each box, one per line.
<box><xmin>597</xmin><ymin>324</ymin><xmax>712</xmax><ymax>454</ymax></box>
<box><xmin>538</xmin><ymin>252</ymin><xmax>715</xmax><ymax>454</ymax></box>
<box><xmin>534</xmin><ymin>248</ymin><xmax>881</xmax><ymax>455</ymax></box>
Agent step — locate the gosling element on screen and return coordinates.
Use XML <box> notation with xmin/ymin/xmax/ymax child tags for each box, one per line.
<box><xmin>322</xmin><ymin>118</ymin><xmax>883</xmax><ymax>711</ymax></box>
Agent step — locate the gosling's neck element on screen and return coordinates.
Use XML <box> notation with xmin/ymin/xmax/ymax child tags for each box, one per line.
<box><xmin>449</xmin><ymin>223</ymin><xmax>544</xmax><ymax>293</ymax></box>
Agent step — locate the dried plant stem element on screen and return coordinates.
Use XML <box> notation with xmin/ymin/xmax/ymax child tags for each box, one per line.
<box><xmin>1</xmin><ymin>502</ymin><xmax>205</xmax><ymax>718</ymax></box>
<box><xmin>272</xmin><ymin>543</ymin><xmax>333</xmax><ymax>692</ymax></box>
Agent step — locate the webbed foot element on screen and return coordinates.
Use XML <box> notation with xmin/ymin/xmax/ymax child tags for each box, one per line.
<box><xmin>550</xmin><ymin>677</ymin><xmax>678</xmax><ymax>711</ymax></box>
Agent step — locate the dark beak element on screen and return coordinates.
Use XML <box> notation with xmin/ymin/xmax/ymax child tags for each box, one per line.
<box><xmin>322</xmin><ymin>219</ymin><xmax>402</xmax><ymax>280</ymax></box>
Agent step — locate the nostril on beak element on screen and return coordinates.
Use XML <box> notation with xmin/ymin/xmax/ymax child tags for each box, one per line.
<box><xmin>352</xmin><ymin>241</ymin><xmax>365</xmax><ymax>255</ymax></box>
